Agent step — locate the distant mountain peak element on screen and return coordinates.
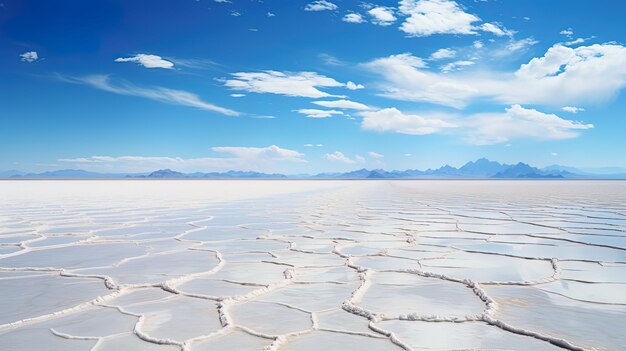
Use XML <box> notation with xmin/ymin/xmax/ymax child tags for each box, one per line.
<box><xmin>3</xmin><ymin>158</ymin><xmax>623</xmax><ymax>179</ymax></box>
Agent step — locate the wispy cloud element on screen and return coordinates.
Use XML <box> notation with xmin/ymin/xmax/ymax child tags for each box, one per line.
<box><xmin>312</xmin><ymin>99</ymin><xmax>371</xmax><ymax>110</ymax></box>
<box><xmin>324</xmin><ymin>151</ymin><xmax>364</xmax><ymax>164</ymax></box>
<box><xmin>295</xmin><ymin>109</ymin><xmax>343</xmax><ymax>118</ymax></box>
<box><xmin>60</xmin><ymin>74</ymin><xmax>239</xmax><ymax>116</ymax></box>
<box><xmin>561</xmin><ymin>106</ymin><xmax>585</xmax><ymax>114</ymax></box>
<box><xmin>223</xmin><ymin>71</ymin><xmax>355</xmax><ymax>98</ymax></box>
<box><xmin>58</xmin><ymin>145</ymin><xmax>306</xmax><ymax>172</ymax></box>
<box><xmin>115</xmin><ymin>54</ymin><xmax>174</xmax><ymax>69</ymax></box>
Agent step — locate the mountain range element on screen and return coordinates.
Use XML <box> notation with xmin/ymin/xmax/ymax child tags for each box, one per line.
<box><xmin>2</xmin><ymin>158</ymin><xmax>626</xmax><ymax>179</ymax></box>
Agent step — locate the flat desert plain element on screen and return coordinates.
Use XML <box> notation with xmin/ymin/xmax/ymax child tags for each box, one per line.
<box><xmin>0</xmin><ymin>180</ymin><xmax>625</xmax><ymax>350</ymax></box>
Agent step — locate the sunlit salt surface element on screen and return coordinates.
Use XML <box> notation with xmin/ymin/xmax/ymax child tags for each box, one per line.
<box><xmin>1</xmin><ymin>180</ymin><xmax>625</xmax><ymax>350</ymax></box>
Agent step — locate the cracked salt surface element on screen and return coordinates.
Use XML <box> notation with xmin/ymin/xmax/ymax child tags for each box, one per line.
<box><xmin>1</xmin><ymin>180</ymin><xmax>625</xmax><ymax>350</ymax></box>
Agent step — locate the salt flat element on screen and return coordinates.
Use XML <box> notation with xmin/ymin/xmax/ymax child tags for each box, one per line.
<box><xmin>0</xmin><ymin>180</ymin><xmax>625</xmax><ymax>351</ymax></box>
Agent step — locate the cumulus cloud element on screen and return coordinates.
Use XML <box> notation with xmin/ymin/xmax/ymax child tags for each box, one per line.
<box><xmin>296</xmin><ymin>109</ymin><xmax>343</xmax><ymax>118</ymax></box>
<box><xmin>312</xmin><ymin>99</ymin><xmax>371</xmax><ymax>110</ymax></box>
<box><xmin>224</xmin><ymin>71</ymin><xmax>353</xmax><ymax>98</ymax></box>
<box><xmin>368</xmin><ymin>7</ymin><xmax>396</xmax><ymax>26</ymax></box>
<box><xmin>61</xmin><ymin>75</ymin><xmax>239</xmax><ymax>116</ymax></box>
<box><xmin>57</xmin><ymin>146</ymin><xmax>306</xmax><ymax>173</ymax></box>
<box><xmin>429</xmin><ymin>48</ymin><xmax>456</xmax><ymax>60</ymax></box>
<box><xmin>364</xmin><ymin>43</ymin><xmax>626</xmax><ymax>108</ymax></box>
<box><xmin>398</xmin><ymin>0</ymin><xmax>480</xmax><ymax>37</ymax></box>
<box><xmin>20</xmin><ymin>51</ymin><xmax>40</xmax><ymax>63</ymax></box>
<box><xmin>463</xmin><ymin>104</ymin><xmax>593</xmax><ymax>145</ymax></box>
<box><xmin>305</xmin><ymin>0</ymin><xmax>337</xmax><ymax>11</ymax></box>
<box><xmin>343</xmin><ymin>13</ymin><xmax>365</xmax><ymax>23</ymax></box>
<box><xmin>356</xmin><ymin>105</ymin><xmax>592</xmax><ymax>145</ymax></box>
<box><xmin>561</xmin><ymin>106</ymin><xmax>585</xmax><ymax>113</ymax></box>
<box><xmin>346</xmin><ymin>81</ymin><xmax>365</xmax><ymax>90</ymax></box>
<box><xmin>358</xmin><ymin>108</ymin><xmax>457</xmax><ymax>135</ymax></box>
<box><xmin>324</xmin><ymin>151</ymin><xmax>364</xmax><ymax>164</ymax></box>
<box><xmin>115</xmin><ymin>54</ymin><xmax>174</xmax><ymax>69</ymax></box>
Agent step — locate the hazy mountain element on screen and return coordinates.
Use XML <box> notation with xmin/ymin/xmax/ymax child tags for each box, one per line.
<box><xmin>132</xmin><ymin>169</ymin><xmax>288</xmax><ymax>179</ymax></box>
<box><xmin>13</xmin><ymin>169</ymin><xmax>137</xmax><ymax>179</ymax></box>
<box><xmin>542</xmin><ymin>164</ymin><xmax>586</xmax><ymax>174</ymax></box>
<box><xmin>459</xmin><ymin>158</ymin><xmax>510</xmax><ymax>177</ymax></box>
<box><xmin>0</xmin><ymin>170</ymin><xmax>25</xmax><ymax>178</ymax></box>
<box><xmin>493</xmin><ymin>163</ymin><xmax>564</xmax><ymax>178</ymax></box>
<box><xmin>4</xmin><ymin>159</ymin><xmax>625</xmax><ymax>179</ymax></box>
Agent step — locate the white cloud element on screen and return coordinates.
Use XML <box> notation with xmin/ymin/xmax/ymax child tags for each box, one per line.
<box><xmin>560</xmin><ymin>29</ymin><xmax>574</xmax><ymax>38</ymax></box>
<box><xmin>346</xmin><ymin>81</ymin><xmax>365</xmax><ymax>90</ymax></box>
<box><xmin>115</xmin><ymin>54</ymin><xmax>174</xmax><ymax>69</ymax></box>
<box><xmin>430</xmin><ymin>48</ymin><xmax>456</xmax><ymax>60</ymax></box>
<box><xmin>368</xmin><ymin>7</ymin><xmax>396</xmax><ymax>26</ymax></box>
<box><xmin>357</xmin><ymin>105</ymin><xmax>593</xmax><ymax>145</ymax></box>
<box><xmin>368</xmin><ymin>151</ymin><xmax>384</xmax><ymax>159</ymax></box>
<box><xmin>358</xmin><ymin>108</ymin><xmax>457</xmax><ymax>135</ymax></box>
<box><xmin>564</xmin><ymin>38</ymin><xmax>585</xmax><ymax>46</ymax></box>
<box><xmin>211</xmin><ymin>145</ymin><xmax>304</xmax><ymax>161</ymax></box>
<box><xmin>58</xmin><ymin>146</ymin><xmax>305</xmax><ymax>173</ymax></box>
<box><xmin>561</xmin><ymin>106</ymin><xmax>585</xmax><ymax>113</ymax></box>
<box><xmin>230</xmin><ymin>93</ymin><xmax>246</xmax><ymax>97</ymax></box>
<box><xmin>473</xmin><ymin>40</ymin><xmax>484</xmax><ymax>49</ymax></box>
<box><xmin>305</xmin><ymin>0</ymin><xmax>337</xmax><ymax>11</ymax></box>
<box><xmin>551</xmin><ymin>152</ymin><xmax>558</xmax><ymax>156</ymax></box>
<box><xmin>462</xmin><ymin>105</ymin><xmax>593</xmax><ymax>145</ymax></box>
<box><xmin>318</xmin><ymin>53</ymin><xmax>344</xmax><ymax>66</ymax></box>
<box><xmin>364</xmin><ymin>43</ymin><xmax>626</xmax><ymax>108</ymax></box>
<box><xmin>62</xmin><ymin>75</ymin><xmax>239</xmax><ymax>116</ymax></box>
<box><xmin>312</xmin><ymin>99</ymin><xmax>370</xmax><ymax>110</ymax></box>
<box><xmin>404</xmin><ymin>153</ymin><xmax>413</xmax><ymax>157</ymax></box>
<box><xmin>224</xmin><ymin>71</ymin><xmax>350</xmax><ymax>98</ymax></box>
<box><xmin>398</xmin><ymin>0</ymin><xmax>480</xmax><ymax>37</ymax></box>
<box><xmin>214</xmin><ymin>0</ymin><xmax>231</xmax><ymax>3</ymax></box>
<box><xmin>343</xmin><ymin>13</ymin><xmax>365</xmax><ymax>23</ymax></box>
<box><xmin>20</xmin><ymin>51</ymin><xmax>39</xmax><ymax>63</ymax></box>
<box><xmin>441</xmin><ymin>60</ymin><xmax>474</xmax><ymax>73</ymax></box>
<box><xmin>230</xmin><ymin>11</ymin><xmax>241</xmax><ymax>17</ymax></box>
<box><xmin>506</xmin><ymin>37</ymin><xmax>539</xmax><ymax>52</ymax></box>
<box><xmin>267</xmin><ymin>12</ymin><xmax>276</xmax><ymax>17</ymax></box>
<box><xmin>304</xmin><ymin>143</ymin><xmax>324</xmax><ymax>147</ymax></box>
<box><xmin>324</xmin><ymin>151</ymin><xmax>362</xmax><ymax>164</ymax></box>
<box><xmin>296</xmin><ymin>109</ymin><xmax>343</xmax><ymax>118</ymax></box>
<box><xmin>480</xmin><ymin>22</ymin><xmax>514</xmax><ymax>37</ymax></box>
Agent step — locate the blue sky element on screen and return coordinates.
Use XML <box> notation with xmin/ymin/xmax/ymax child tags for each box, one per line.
<box><xmin>1</xmin><ymin>0</ymin><xmax>625</xmax><ymax>174</ymax></box>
